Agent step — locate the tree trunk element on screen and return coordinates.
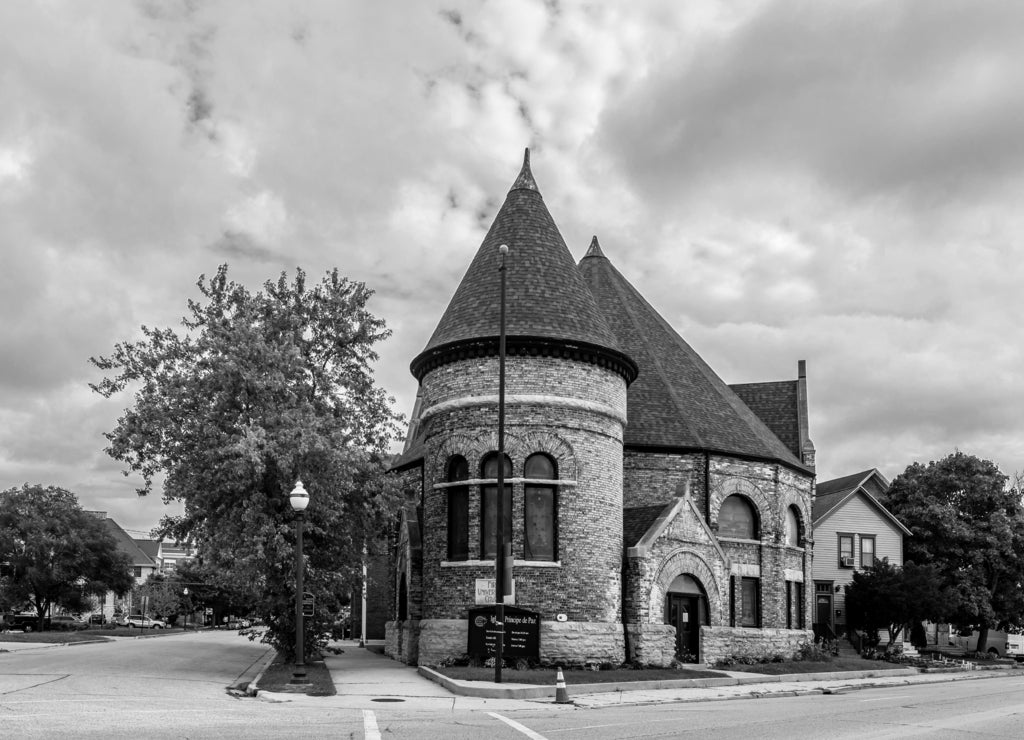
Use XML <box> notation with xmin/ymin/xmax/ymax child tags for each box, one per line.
<box><xmin>977</xmin><ymin>623</ymin><xmax>990</xmax><ymax>654</ymax></box>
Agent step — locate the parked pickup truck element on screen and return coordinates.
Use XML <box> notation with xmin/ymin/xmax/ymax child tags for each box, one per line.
<box><xmin>2</xmin><ymin>613</ymin><xmax>49</xmax><ymax>632</ymax></box>
<box><xmin>1006</xmin><ymin>634</ymin><xmax>1024</xmax><ymax>662</ymax></box>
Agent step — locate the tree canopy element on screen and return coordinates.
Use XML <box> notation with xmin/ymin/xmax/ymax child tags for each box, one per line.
<box><xmin>0</xmin><ymin>484</ymin><xmax>134</xmax><ymax>629</ymax></box>
<box><xmin>90</xmin><ymin>266</ymin><xmax>403</xmax><ymax>655</ymax></box>
<box><xmin>884</xmin><ymin>451</ymin><xmax>1024</xmax><ymax>652</ymax></box>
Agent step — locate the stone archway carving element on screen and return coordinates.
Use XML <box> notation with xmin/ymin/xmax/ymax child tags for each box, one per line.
<box><xmin>649</xmin><ymin>549</ymin><xmax>723</xmax><ymax>625</ymax></box>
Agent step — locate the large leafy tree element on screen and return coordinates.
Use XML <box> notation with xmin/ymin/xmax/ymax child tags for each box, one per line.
<box><xmin>0</xmin><ymin>484</ymin><xmax>134</xmax><ymax>630</ymax></box>
<box><xmin>845</xmin><ymin>559</ymin><xmax>946</xmax><ymax>648</ymax></box>
<box><xmin>884</xmin><ymin>451</ymin><xmax>1024</xmax><ymax>652</ymax></box>
<box><xmin>90</xmin><ymin>266</ymin><xmax>402</xmax><ymax>656</ymax></box>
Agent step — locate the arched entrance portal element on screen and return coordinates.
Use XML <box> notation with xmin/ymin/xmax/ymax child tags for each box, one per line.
<box><xmin>665</xmin><ymin>574</ymin><xmax>708</xmax><ymax>662</ymax></box>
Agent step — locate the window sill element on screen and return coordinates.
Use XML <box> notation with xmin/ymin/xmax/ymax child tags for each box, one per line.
<box><xmin>440</xmin><ymin>560</ymin><xmax>562</xmax><ymax>568</ymax></box>
<box><xmin>719</xmin><ymin>537</ymin><xmax>762</xmax><ymax>545</ymax></box>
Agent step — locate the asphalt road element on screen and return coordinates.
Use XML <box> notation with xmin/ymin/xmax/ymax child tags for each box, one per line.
<box><xmin>3</xmin><ymin>632</ymin><xmax>1023</xmax><ymax>739</ymax></box>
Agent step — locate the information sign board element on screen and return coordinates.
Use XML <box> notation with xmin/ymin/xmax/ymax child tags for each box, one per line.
<box><xmin>474</xmin><ymin>578</ymin><xmax>515</xmax><ymax>605</ymax></box>
<box><xmin>467</xmin><ymin>605</ymin><xmax>540</xmax><ymax>660</ymax></box>
<box><xmin>302</xmin><ymin>591</ymin><xmax>315</xmax><ymax>617</ymax></box>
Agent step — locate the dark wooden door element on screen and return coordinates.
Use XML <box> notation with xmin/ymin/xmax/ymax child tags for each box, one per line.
<box><xmin>816</xmin><ymin>592</ymin><xmax>832</xmax><ymax>632</ymax></box>
<box><xmin>667</xmin><ymin>594</ymin><xmax>700</xmax><ymax>661</ymax></box>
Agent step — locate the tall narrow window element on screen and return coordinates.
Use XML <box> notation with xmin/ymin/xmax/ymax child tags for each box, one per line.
<box><xmin>838</xmin><ymin>534</ymin><xmax>854</xmax><ymax>567</ymax></box>
<box><xmin>740</xmin><ymin>577</ymin><xmax>760</xmax><ymax>627</ymax></box>
<box><xmin>524</xmin><ymin>453</ymin><xmax>557</xmax><ymax>561</ymax></box>
<box><xmin>480</xmin><ymin>453</ymin><xmax>512</xmax><ymax>560</ymax></box>
<box><xmin>446</xmin><ymin>456</ymin><xmax>469</xmax><ymax>561</ymax></box>
<box><xmin>860</xmin><ymin>535</ymin><xmax>875</xmax><ymax>568</ymax></box>
<box><xmin>719</xmin><ymin>495</ymin><xmax>758</xmax><ymax>539</ymax></box>
<box><xmin>796</xmin><ymin>581</ymin><xmax>805</xmax><ymax>629</ymax></box>
<box><xmin>785</xmin><ymin>506</ymin><xmax>801</xmax><ymax>546</ymax></box>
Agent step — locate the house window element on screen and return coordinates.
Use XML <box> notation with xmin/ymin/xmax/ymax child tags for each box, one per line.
<box><xmin>719</xmin><ymin>495</ymin><xmax>758</xmax><ymax>539</ymax></box>
<box><xmin>785</xmin><ymin>506</ymin><xmax>801</xmax><ymax>546</ymax></box>
<box><xmin>740</xmin><ymin>577</ymin><xmax>760</xmax><ymax>627</ymax></box>
<box><xmin>446</xmin><ymin>456</ymin><xmax>469</xmax><ymax>561</ymax></box>
<box><xmin>480</xmin><ymin>453</ymin><xmax>512</xmax><ymax>560</ymax></box>
<box><xmin>133</xmin><ymin>566</ymin><xmax>142</xmax><ymax>578</ymax></box>
<box><xmin>838</xmin><ymin>534</ymin><xmax>854</xmax><ymax>567</ymax></box>
<box><xmin>524</xmin><ymin>453</ymin><xmax>556</xmax><ymax>561</ymax></box>
<box><xmin>860</xmin><ymin>535</ymin><xmax>876</xmax><ymax>568</ymax></box>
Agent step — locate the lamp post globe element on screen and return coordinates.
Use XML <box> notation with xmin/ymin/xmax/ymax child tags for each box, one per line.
<box><xmin>289</xmin><ymin>480</ymin><xmax>311</xmax><ymax>685</ymax></box>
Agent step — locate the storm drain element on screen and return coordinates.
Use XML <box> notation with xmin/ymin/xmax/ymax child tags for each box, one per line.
<box><xmin>371</xmin><ymin>698</ymin><xmax>405</xmax><ymax>702</ymax></box>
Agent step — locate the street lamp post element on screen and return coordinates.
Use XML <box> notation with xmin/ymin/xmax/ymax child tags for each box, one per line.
<box><xmin>183</xmin><ymin>588</ymin><xmax>189</xmax><ymax>631</ymax></box>
<box><xmin>289</xmin><ymin>480</ymin><xmax>311</xmax><ymax>685</ymax></box>
<box><xmin>495</xmin><ymin>243</ymin><xmax>510</xmax><ymax>684</ymax></box>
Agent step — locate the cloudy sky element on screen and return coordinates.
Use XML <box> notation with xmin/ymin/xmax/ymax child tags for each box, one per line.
<box><xmin>2</xmin><ymin>0</ymin><xmax>1021</xmax><ymax>536</ymax></box>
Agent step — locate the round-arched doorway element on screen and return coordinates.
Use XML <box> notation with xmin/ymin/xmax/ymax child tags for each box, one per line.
<box><xmin>665</xmin><ymin>574</ymin><xmax>708</xmax><ymax>662</ymax></box>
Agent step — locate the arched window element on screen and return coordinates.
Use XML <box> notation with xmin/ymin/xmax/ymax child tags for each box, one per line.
<box><xmin>785</xmin><ymin>506</ymin><xmax>801</xmax><ymax>547</ymax></box>
<box><xmin>480</xmin><ymin>453</ymin><xmax>512</xmax><ymax>560</ymax></box>
<box><xmin>446</xmin><ymin>456</ymin><xmax>469</xmax><ymax>561</ymax></box>
<box><xmin>719</xmin><ymin>495</ymin><xmax>758</xmax><ymax>539</ymax></box>
<box><xmin>524</xmin><ymin>453</ymin><xmax>557</xmax><ymax>561</ymax></box>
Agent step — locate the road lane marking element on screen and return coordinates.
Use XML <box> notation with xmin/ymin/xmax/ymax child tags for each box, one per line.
<box><xmin>489</xmin><ymin>712</ymin><xmax>550</xmax><ymax>740</ymax></box>
<box><xmin>362</xmin><ymin>709</ymin><xmax>380</xmax><ymax>740</ymax></box>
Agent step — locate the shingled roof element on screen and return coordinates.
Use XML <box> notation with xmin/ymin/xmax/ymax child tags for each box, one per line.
<box><xmin>730</xmin><ymin>380</ymin><xmax>801</xmax><ymax>459</ymax></box>
<box><xmin>578</xmin><ymin>237</ymin><xmax>809</xmax><ymax>472</ymax></box>
<box><xmin>411</xmin><ymin>150</ymin><xmax>636</xmax><ymax>382</ymax></box>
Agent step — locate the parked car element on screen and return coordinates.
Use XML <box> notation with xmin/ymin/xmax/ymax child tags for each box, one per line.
<box><xmin>88</xmin><ymin>614</ymin><xmax>106</xmax><ymax>625</ymax></box>
<box><xmin>49</xmin><ymin>615</ymin><xmax>89</xmax><ymax>631</ymax></box>
<box><xmin>1006</xmin><ymin>634</ymin><xmax>1024</xmax><ymax>662</ymax></box>
<box><xmin>125</xmin><ymin>615</ymin><xmax>165</xmax><ymax>629</ymax></box>
<box><xmin>2</xmin><ymin>613</ymin><xmax>49</xmax><ymax>632</ymax></box>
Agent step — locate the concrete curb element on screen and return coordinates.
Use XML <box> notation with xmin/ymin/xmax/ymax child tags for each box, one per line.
<box><xmin>418</xmin><ymin>665</ymin><xmax>1005</xmax><ymax>701</ymax></box>
<box><xmin>242</xmin><ymin>649</ymin><xmax>280</xmax><ymax>696</ymax></box>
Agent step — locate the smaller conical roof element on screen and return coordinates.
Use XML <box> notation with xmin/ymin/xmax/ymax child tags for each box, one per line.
<box><xmin>579</xmin><ymin>240</ymin><xmax>808</xmax><ymax>471</ymax></box>
<box><xmin>412</xmin><ymin>151</ymin><xmax>636</xmax><ymax>382</ymax></box>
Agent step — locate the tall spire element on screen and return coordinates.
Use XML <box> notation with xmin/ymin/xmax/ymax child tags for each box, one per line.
<box><xmin>584</xmin><ymin>235</ymin><xmax>606</xmax><ymax>259</ymax></box>
<box><xmin>510</xmin><ymin>148</ymin><xmax>538</xmax><ymax>192</ymax></box>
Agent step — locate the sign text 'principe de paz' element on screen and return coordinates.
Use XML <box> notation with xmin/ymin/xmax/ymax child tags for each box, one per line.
<box><xmin>466</xmin><ymin>605</ymin><xmax>540</xmax><ymax>660</ymax></box>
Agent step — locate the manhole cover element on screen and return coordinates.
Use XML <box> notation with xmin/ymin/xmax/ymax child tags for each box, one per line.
<box><xmin>371</xmin><ymin>698</ymin><xmax>405</xmax><ymax>702</ymax></box>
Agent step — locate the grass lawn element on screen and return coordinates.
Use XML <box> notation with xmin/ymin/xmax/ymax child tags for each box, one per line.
<box><xmin>254</xmin><ymin>654</ymin><xmax>336</xmax><ymax>696</ymax></box>
<box><xmin>722</xmin><ymin>657</ymin><xmax>907</xmax><ymax>674</ymax></box>
<box><xmin>0</xmin><ymin>631</ymin><xmax>113</xmax><ymax>644</ymax></box>
<box><xmin>433</xmin><ymin>665</ymin><xmax>727</xmax><ymax>684</ymax></box>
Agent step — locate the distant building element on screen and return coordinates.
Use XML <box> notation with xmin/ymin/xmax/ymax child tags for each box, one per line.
<box><xmin>811</xmin><ymin>469</ymin><xmax>911</xmax><ymax>643</ymax></box>
<box><xmin>386</xmin><ymin>151</ymin><xmax>817</xmax><ymax>667</ymax></box>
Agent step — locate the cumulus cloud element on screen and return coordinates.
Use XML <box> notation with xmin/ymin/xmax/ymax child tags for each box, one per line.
<box><xmin>1</xmin><ymin>0</ymin><xmax>1022</xmax><ymax>531</ymax></box>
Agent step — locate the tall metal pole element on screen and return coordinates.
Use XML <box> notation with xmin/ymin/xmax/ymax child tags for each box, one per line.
<box><xmin>495</xmin><ymin>243</ymin><xmax>509</xmax><ymax>684</ymax></box>
<box><xmin>292</xmin><ymin>511</ymin><xmax>307</xmax><ymax>684</ymax></box>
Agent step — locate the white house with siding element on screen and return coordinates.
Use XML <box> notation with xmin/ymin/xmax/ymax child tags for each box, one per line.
<box><xmin>811</xmin><ymin>469</ymin><xmax>911</xmax><ymax>642</ymax></box>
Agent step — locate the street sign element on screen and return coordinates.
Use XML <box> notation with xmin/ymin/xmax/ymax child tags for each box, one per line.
<box><xmin>475</xmin><ymin>578</ymin><xmax>515</xmax><ymax>605</ymax></box>
<box><xmin>302</xmin><ymin>591</ymin><xmax>315</xmax><ymax>617</ymax></box>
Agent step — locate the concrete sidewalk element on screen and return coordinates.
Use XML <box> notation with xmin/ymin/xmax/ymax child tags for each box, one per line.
<box><xmin>254</xmin><ymin>640</ymin><xmax>1024</xmax><ymax>710</ymax></box>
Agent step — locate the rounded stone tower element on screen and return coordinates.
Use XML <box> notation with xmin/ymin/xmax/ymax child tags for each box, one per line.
<box><xmin>403</xmin><ymin>150</ymin><xmax>638</xmax><ymax>666</ymax></box>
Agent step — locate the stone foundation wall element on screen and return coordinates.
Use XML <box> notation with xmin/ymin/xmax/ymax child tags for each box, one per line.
<box><xmin>701</xmin><ymin>625</ymin><xmax>812</xmax><ymax>665</ymax></box>
<box><xmin>417</xmin><ymin>619</ymin><xmax>469</xmax><ymax>666</ymax></box>
<box><xmin>384</xmin><ymin>620</ymin><xmax>420</xmax><ymax>665</ymax></box>
<box><xmin>625</xmin><ymin>623</ymin><xmax>676</xmax><ymax>667</ymax></box>
<box><xmin>540</xmin><ymin>621</ymin><xmax>625</xmax><ymax>666</ymax></box>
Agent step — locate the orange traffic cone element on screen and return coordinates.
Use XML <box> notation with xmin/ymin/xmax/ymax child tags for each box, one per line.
<box><xmin>555</xmin><ymin>667</ymin><xmax>570</xmax><ymax>704</ymax></box>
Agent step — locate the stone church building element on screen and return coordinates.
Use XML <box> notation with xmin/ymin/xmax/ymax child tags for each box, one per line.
<box><xmin>386</xmin><ymin>151</ymin><xmax>817</xmax><ymax>667</ymax></box>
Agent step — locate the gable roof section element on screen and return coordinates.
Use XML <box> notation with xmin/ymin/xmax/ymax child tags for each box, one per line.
<box><xmin>729</xmin><ymin>380</ymin><xmax>800</xmax><ymax>459</ymax></box>
<box><xmin>102</xmin><ymin>518</ymin><xmax>157</xmax><ymax>567</ymax></box>
<box><xmin>813</xmin><ymin>469</ymin><xmax>910</xmax><ymax>535</ymax></box>
<box><xmin>624</xmin><ymin>504</ymin><xmax>667</xmax><ymax>548</ymax></box>
<box><xmin>578</xmin><ymin>238</ymin><xmax>809</xmax><ymax>472</ymax></box>
<box><xmin>411</xmin><ymin>151</ymin><xmax>635</xmax><ymax>383</ymax></box>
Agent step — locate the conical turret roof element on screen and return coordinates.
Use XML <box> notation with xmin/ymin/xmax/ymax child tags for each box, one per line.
<box><xmin>579</xmin><ymin>237</ymin><xmax>809</xmax><ymax>471</ymax></box>
<box><xmin>412</xmin><ymin>152</ymin><xmax>637</xmax><ymax>382</ymax></box>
